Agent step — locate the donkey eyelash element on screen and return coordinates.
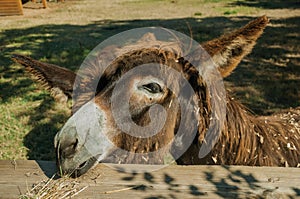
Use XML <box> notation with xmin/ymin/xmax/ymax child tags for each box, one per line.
<box><xmin>141</xmin><ymin>83</ymin><xmax>163</xmax><ymax>94</ymax></box>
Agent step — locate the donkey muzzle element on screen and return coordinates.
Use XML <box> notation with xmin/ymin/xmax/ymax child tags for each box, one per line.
<box><xmin>54</xmin><ymin>101</ymin><xmax>114</xmax><ymax>177</ymax></box>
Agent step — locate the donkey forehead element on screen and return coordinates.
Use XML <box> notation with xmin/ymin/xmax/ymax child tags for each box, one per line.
<box><xmin>76</xmin><ymin>29</ymin><xmax>211</xmax><ymax>86</ymax></box>
<box><xmin>72</xmin><ymin>41</ymin><xmax>199</xmax><ymax>113</ymax></box>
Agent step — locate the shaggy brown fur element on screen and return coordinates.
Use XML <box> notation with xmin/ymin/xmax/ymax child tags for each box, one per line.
<box><xmin>12</xmin><ymin>16</ymin><xmax>300</xmax><ymax>168</ymax></box>
<box><xmin>179</xmin><ymin>97</ymin><xmax>300</xmax><ymax>167</ymax></box>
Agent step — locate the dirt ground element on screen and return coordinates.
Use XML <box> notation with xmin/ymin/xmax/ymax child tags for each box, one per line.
<box><xmin>0</xmin><ymin>0</ymin><xmax>299</xmax><ymax>160</ymax></box>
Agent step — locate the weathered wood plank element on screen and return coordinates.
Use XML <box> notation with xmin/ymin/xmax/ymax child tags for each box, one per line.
<box><xmin>0</xmin><ymin>160</ymin><xmax>299</xmax><ymax>198</ymax></box>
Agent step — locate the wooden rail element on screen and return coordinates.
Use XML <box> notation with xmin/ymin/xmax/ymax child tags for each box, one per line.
<box><xmin>0</xmin><ymin>0</ymin><xmax>23</xmax><ymax>16</ymax></box>
<box><xmin>0</xmin><ymin>0</ymin><xmax>49</xmax><ymax>16</ymax></box>
<box><xmin>0</xmin><ymin>160</ymin><xmax>299</xmax><ymax>198</ymax></box>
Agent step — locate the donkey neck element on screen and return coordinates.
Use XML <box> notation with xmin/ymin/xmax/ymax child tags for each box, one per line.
<box><xmin>217</xmin><ymin>96</ymin><xmax>300</xmax><ymax>166</ymax></box>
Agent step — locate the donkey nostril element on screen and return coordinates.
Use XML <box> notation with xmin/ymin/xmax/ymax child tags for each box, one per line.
<box><xmin>61</xmin><ymin>138</ymin><xmax>79</xmax><ymax>159</ymax></box>
<box><xmin>73</xmin><ymin>138</ymin><xmax>79</xmax><ymax>150</ymax></box>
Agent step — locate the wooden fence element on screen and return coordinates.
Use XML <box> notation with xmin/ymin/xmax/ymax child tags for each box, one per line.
<box><xmin>0</xmin><ymin>0</ymin><xmax>50</xmax><ymax>16</ymax></box>
<box><xmin>0</xmin><ymin>160</ymin><xmax>299</xmax><ymax>198</ymax></box>
<box><xmin>0</xmin><ymin>0</ymin><xmax>23</xmax><ymax>16</ymax></box>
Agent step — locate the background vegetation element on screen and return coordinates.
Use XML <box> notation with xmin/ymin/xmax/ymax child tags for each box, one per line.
<box><xmin>0</xmin><ymin>0</ymin><xmax>299</xmax><ymax>160</ymax></box>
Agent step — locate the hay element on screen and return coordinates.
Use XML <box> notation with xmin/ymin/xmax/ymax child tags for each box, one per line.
<box><xmin>19</xmin><ymin>175</ymin><xmax>88</xmax><ymax>199</ymax></box>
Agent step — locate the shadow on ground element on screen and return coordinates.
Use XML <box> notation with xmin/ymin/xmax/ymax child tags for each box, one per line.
<box><xmin>230</xmin><ymin>0</ymin><xmax>300</xmax><ymax>9</ymax></box>
<box><xmin>0</xmin><ymin>15</ymin><xmax>299</xmax><ymax>160</ymax></box>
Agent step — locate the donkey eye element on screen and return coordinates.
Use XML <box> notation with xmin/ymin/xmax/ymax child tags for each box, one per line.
<box><xmin>142</xmin><ymin>83</ymin><xmax>162</xmax><ymax>94</ymax></box>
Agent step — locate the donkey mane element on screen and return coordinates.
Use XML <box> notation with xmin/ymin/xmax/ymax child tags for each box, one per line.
<box><xmin>214</xmin><ymin>98</ymin><xmax>300</xmax><ymax>166</ymax></box>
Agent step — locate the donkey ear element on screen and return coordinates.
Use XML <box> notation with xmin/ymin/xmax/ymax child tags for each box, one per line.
<box><xmin>202</xmin><ymin>16</ymin><xmax>269</xmax><ymax>77</ymax></box>
<box><xmin>11</xmin><ymin>54</ymin><xmax>76</xmax><ymax>103</ymax></box>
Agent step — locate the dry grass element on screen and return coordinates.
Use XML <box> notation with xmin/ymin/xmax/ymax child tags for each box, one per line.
<box><xmin>19</xmin><ymin>175</ymin><xmax>88</xmax><ymax>199</ymax></box>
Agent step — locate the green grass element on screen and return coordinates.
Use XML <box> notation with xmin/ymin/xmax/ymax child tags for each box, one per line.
<box><xmin>0</xmin><ymin>0</ymin><xmax>299</xmax><ymax>160</ymax></box>
<box><xmin>194</xmin><ymin>12</ymin><xmax>202</xmax><ymax>16</ymax></box>
<box><xmin>214</xmin><ymin>4</ymin><xmax>260</xmax><ymax>16</ymax></box>
<box><xmin>224</xmin><ymin>10</ymin><xmax>238</xmax><ymax>15</ymax></box>
<box><xmin>0</xmin><ymin>66</ymin><xmax>70</xmax><ymax>160</ymax></box>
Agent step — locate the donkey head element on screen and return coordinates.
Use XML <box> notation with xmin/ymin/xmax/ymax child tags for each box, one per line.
<box><xmin>12</xmin><ymin>16</ymin><xmax>268</xmax><ymax>177</ymax></box>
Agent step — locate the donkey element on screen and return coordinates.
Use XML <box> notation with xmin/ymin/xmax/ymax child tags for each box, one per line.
<box><xmin>12</xmin><ymin>16</ymin><xmax>300</xmax><ymax>177</ymax></box>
